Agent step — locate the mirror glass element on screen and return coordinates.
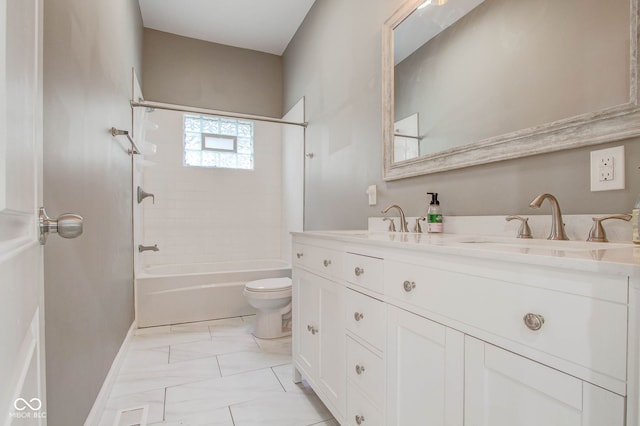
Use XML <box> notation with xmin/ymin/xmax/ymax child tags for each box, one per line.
<box><xmin>383</xmin><ymin>0</ymin><xmax>640</xmax><ymax>180</ymax></box>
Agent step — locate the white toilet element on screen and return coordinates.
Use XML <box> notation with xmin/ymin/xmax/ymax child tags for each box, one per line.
<box><xmin>243</xmin><ymin>277</ymin><xmax>292</xmax><ymax>339</ymax></box>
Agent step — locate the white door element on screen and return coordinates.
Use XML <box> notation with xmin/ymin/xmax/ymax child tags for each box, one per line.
<box><xmin>0</xmin><ymin>0</ymin><xmax>46</xmax><ymax>423</ymax></box>
<box><xmin>464</xmin><ymin>336</ymin><xmax>625</xmax><ymax>426</ymax></box>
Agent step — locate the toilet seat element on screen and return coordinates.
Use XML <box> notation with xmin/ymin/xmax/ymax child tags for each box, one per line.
<box><xmin>245</xmin><ymin>277</ymin><xmax>292</xmax><ymax>292</ymax></box>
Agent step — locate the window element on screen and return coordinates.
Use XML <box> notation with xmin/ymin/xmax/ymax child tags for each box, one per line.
<box><xmin>183</xmin><ymin>114</ymin><xmax>254</xmax><ymax>169</ymax></box>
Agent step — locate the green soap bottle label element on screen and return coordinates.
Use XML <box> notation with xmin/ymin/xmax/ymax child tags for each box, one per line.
<box><xmin>428</xmin><ymin>214</ymin><xmax>442</xmax><ymax>223</ymax></box>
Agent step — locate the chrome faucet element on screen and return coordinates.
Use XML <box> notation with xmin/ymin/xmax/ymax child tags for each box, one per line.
<box><xmin>138</xmin><ymin>244</ymin><xmax>159</xmax><ymax>253</ymax></box>
<box><xmin>381</xmin><ymin>204</ymin><xmax>409</xmax><ymax>232</ymax></box>
<box><xmin>529</xmin><ymin>193</ymin><xmax>569</xmax><ymax>240</ymax></box>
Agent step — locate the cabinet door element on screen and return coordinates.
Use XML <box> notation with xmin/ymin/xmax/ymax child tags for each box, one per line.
<box><xmin>464</xmin><ymin>336</ymin><xmax>625</xmax><ymax>426</ymax></box>
<box><xmin>293</xmin><ymin>269</ymin><xmax>319</xmax><ymax>378</ymax></box>
<box><xmin>387</xmin><ymin>306</ymin><xmax>464</xmax><ymax>426</ymax></box>
<box><xmin>317</xmin><ymin>275</ymin><xmax>346</xmax><ymax>416</ymax></box>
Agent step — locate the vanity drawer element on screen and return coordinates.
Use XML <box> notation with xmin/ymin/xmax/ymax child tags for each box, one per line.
<box><xmin>346</xmin><ymin>384</ymin><xmax>384</xmax><ymax>426</ymax></box>
<box><xmin>384</xmin><ymin>259</ymin><xmax>628</xmax><ymax>384</ymax></box>
<box><xmin>344</xmin><ymin>252</ymin><xmax>384</xmax><ymax>293</ymax></box>
<box><xmin>295</xmin><ymin>244</ymin><xmax>341</xmax><ymax>277</ymax></box>
<box><xmin>347</xmin><ymin>336</ymin><xmax>385</xmax><ymax>406</ymax></box>
<box><xmin>345</xmin><ymin>289</ymin><xmax>386</xmax><ymax>350</ymax></box>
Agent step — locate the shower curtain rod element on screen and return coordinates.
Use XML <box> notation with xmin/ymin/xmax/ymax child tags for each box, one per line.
<box><xmin>130</xmin><ymin>100</ymin><xmax>308</xmax><ymax>128</ymax></box>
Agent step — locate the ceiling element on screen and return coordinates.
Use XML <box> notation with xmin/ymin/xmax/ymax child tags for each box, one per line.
<box><xmin>138</xmin><ymin>0</ymin><xmax>316</xmax><ymax>56</ymax></box>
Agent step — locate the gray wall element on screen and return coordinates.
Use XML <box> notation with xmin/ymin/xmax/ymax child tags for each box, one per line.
<box><xmin>43</xmin><ymin>0</ymin><xmax>143</xmax><ymax>424</ymax></box>
<box><xmin>395</xmin><ymin>0</ymin><xmax>629</xmax><ymax>155</ymax></box>
<box><xmin>143</xmin><ymin>29</ymin><xmax>283</xmax><ymax>118</ymax></box>
<box><xmin>283</xmin><ymin>0</ymin><xmax>640</xmax><ymax>231</ymax></box>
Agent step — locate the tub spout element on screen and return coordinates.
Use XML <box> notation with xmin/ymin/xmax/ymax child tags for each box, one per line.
<box><xmin>139</xmin><ymin>244</ymin><xmax>159</xmax><ymax>253</ymax></box>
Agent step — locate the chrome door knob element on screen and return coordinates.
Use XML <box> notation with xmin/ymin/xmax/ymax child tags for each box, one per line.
<box><xmin>39</xmin><ymin>207</ymin><xmax>83</xmax><ymax>245</ymax></box>
<box><xmin>523</xmin><ymin>313</ymin><xmax>545</xmax><ymax>331</ymax></box>
<box><xmin>403</xmin><ymin>280</ymin><xmax>416</xmax><ymax>292</ymax></box>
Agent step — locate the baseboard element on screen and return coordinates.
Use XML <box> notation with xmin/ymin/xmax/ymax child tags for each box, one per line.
<box><xmin>84</xmin><ymin>320</ymin><xmax>137</xmax><ymax>426</ymax></box>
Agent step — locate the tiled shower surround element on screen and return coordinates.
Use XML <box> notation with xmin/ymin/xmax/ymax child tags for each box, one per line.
<box><xmin>139</xmin><ymin>109</ymin><xmax>285</xmax><ymax>267</ymax></box>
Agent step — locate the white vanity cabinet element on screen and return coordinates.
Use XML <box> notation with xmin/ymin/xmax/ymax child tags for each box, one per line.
<box><xmin>292</xmin><ymin>232</ymin><xmax>638</xmax><ymax>426</ymax></box>
<box><xmin>341</xmin><ymin>251</ymin><xmax>387</xmax><ymax>426</ymax></box>
<box><xmin>464</xmin><ymin>336</ymin><xmax>625</xmax><ymax>426</ymax></box>
<box><xmin>292</xmin><ymin>242</ymin><xmax>346</xmax><ymax>419</ymax></box>
<box><xmin>386</xmin><ymin>306</ymin><xmax>464</xmax><ymax>426</ymax></box>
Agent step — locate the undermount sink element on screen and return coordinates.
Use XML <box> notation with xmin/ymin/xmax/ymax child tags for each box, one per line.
<box><xmin>459</xmin><ymin>238</ymin><xmax>631</xmax><ymax>252</ymax></box>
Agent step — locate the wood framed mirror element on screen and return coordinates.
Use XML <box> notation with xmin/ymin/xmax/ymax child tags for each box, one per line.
<box><xmin>382</xmin><ymin>0</ymin><xmax>640</xmax><ymax>180</ymax></box>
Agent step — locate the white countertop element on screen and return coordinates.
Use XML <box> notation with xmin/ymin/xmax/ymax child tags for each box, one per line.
<box><xmin>293</xmin><ymin>230</ymin><xmax>640</xmax><ymax>278</ymax></box>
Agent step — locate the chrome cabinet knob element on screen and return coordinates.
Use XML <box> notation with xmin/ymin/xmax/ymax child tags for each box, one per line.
<box><xmin>39</xmin><ymin>207</ymin><xmax>83</xmax><ymax>245</ymax></box>
<box><xmin>523</xmin><ymin>313</ymin><xmax>545</xmax><ymax>331</ymax></box>
<box><xmin>354</xmin><ymin>267</ymin><xmax>364</xmax><ymax>276</ymax></box>
<box><xmin>307</xmin><ymin>324</ymin><xmax>318</xmax><ymax>335</ymax></box>
<box><xmin>355</xmin><ymin>364</ymin><xmax>365</xmax><ymax>375</ymax></box>
<box><xmin>354</xmin><ymin>312</ymin><xmax>364</xmax><ymax>321</ymax></box>
<box><xmin>323</xmin><ymin>259</ymin><xmax>332</xmax><ymax>267</ymax></box>
<box><xmin>403</xmin><ymin>280</ymin><xmax>416</xmax><ymax>292</ymax></box>
<box><xmin>296</xmin><ymin>252</ymin><xmax>303</xmax><ymax>259</ymax></box>
<box><xmin>355</xmin><ymin>414</ymin><xmax>365</xmax><ymax>424</ymax></box>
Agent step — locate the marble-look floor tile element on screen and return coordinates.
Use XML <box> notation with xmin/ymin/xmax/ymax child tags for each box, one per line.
<box><xmin>230</xmin><ymin>390</ymin><xmax>333</xmax><ymax>426</ymax></box>
<box><xmin>254</xmin><ymin>335</ymin><xmax>292</xmax><ymax>355</ymax></box>
<box><xmin>120</xmin><ymin>346</ymin><xmax>170</xmax><ymax>371</ymax></box>
<box><xmin>148</xmin><ymin>406</ymin><xmax>233</xmax><ymax>426</ymax></box>
<box><xmin>130</xmin><ymin>329</ymin><xmax>212</xmax><ymax>350</ymax></box>
<box><xmin>169</xmin><ymin>334</ymin><xmax>259</xmax><ymax>364</ymax></box>
<box><xmin>208</xmin><ymin>316</ymin><xmax>255</xmax><ymax>337</ymax></box>
<box><xmin>165</xmin><ymin>368</ymin><xmax>284</xmax><ymax>420</ymax></box>
<box><xmin>101</xmin><ymin>316</ymin><xmax>334</xmax><ymax>426</ymax></box>
<box><xmin>217</xmin><ymin>349</ymin><xmax>291</xmax><ymax>376</ymax></box>
<box><xmin>111</xmin><ymin>356</ymin><xmax>221</xmax><ymax>398</ymax></box>
<box><xmin>272</xmin><ymin>363</ymin><xmax>313</xmax><ymax>394</ymax></box>
<box><xmin>170</xmin><ymin>323</ymin><xmax>213</xmax><ymax>334</ymax></box>
<box><xmin>98</xmin><ymin>388</ymin><xmax>165</xmax><ymax>426</ymax></box>
<box><xmin>135</xmin><ymin>325</ymin><xmax>172</xmax><ymax>336</ymax></box>
<box><xmin>310</xmin><ymin>419</ymin><xmax>341</xmax><ymax>426</ymax></box>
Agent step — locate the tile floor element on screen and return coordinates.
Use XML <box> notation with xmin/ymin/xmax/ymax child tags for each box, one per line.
<box><xmin>98</xmin><ymin>316</ymin><xmax>338</xmax><ymax>426</ymax></box>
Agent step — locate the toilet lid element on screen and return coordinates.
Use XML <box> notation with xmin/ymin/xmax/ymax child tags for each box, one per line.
<box><xmin>245</xmin><ymin>277</ymin><xmax>292</xmax><ymax>292</ymax></box>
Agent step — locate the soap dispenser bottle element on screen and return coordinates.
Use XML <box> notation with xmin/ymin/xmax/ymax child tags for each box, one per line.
<box><xmin>426</xmin><ymin>192</ymin><xmax>443</xmax><ymax>233</ymax></box>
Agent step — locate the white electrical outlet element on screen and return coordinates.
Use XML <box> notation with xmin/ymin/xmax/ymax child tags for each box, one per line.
<box><xmin>590</xmin><ymin>146</ymin><xmax>625</xmax><ymax>191</ymax></box>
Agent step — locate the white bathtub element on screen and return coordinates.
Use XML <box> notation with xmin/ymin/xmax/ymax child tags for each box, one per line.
<box><xmin>136</xmin><ymin>259</ymin><xmax>291</xmax><ymax>328</ymax></box>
